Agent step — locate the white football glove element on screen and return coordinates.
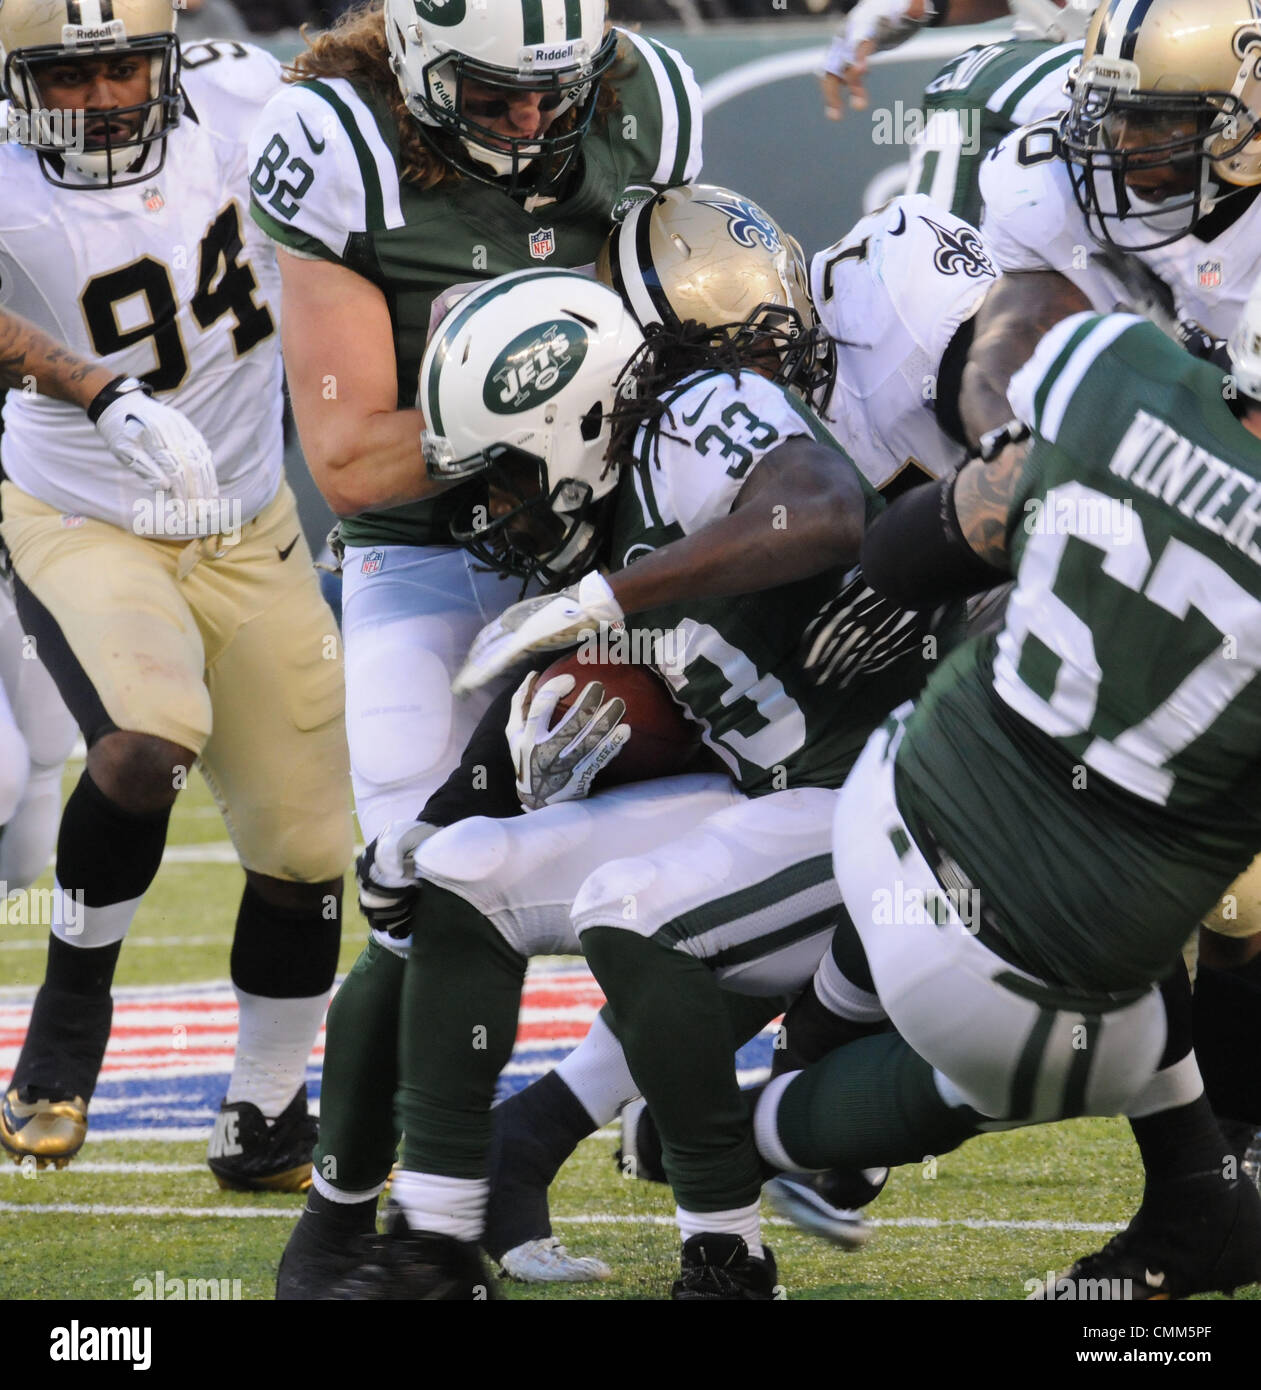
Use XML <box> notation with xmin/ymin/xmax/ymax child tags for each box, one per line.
<box><xmin>356</xmin><ymin>818</ymin><xmax>440</xmax><ymax>941</ymax></box>
<box><xmin>89</xmin><ymin>376</ymin><xmax>221</xmax><ymax>535</ymax></box>
<box><xmin>507</xmin><ymin>670</ymin><xmax>631</xmax><ymax>812</ymax></box>
<box><xmin>452</xmin><ymin>571</ymin><xmax>625</xmax><ymax>696</ymax></box>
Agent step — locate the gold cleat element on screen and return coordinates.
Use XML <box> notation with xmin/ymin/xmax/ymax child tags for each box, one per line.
<box><xmin>0</xmin><ymin>1087</ymin><xmax>88</xmax><ymax>1166</ymax></box>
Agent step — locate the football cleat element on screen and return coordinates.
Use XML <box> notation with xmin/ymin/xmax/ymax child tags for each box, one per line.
<box><xmin>671</xmin><ymin>1233</ymin><xmax>787</xmax><ymax>1301</ymax></box>
<box><xmin>1031</xmin><ymin>1175</ymin><xmax>1261</xmax><ymax>1300</ymax></box>
<box><xmin>330</xmin><ymin>1210</ymin><xmax>497</xmax><ymax>1300</ymax></box>
<box><xmin>763</xmin><ymin>1167</ymin><xmax>889</xmax><ymax>1250</ymax></box>
<box><xmin>276</xmin><ymin>1206</ymin><xmax>378</xmax><ymax>1301</ymax></box>
<box><xmin>615</xmin><ymin>1096</ymin><xmax>666</xmax><ymax>1183</ymax></box>
<box><xmin>498</xmin><ymin>1237</ymin><xmax>612</xmax><ymax>1283</ymax></box>
<box><xmin>0</xmin><ymin>1086</ymin><xmax>87</xmax><ymax>1168</ymax></box>
<box><xmin>206</xmin><ymin>1086</ymin><xmax>317</xmax><ymax>1193</ymax></box>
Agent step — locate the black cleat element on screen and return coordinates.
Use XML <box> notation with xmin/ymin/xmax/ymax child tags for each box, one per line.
<box><xmin>763</xmin><ymin>1166</ymin><xmax>888</xmax><ymax>1250</ymax></box>
<box><xmin>1032</xmin><ymin>1175</ymin><xmax>1261</xmax><ymax>1300</ymax></box>
<box><xmin>671</xmin><ymin>1234</ymin><xmax>786</xmax><ymax>1301</ymax></box>
<box><xmin>276</xmin><ymin>1204</ymin><xmax>378</xmax><ymax>1300</ymax></box>
<box><xmin>207</xmin><ymin>1086</ymin><xmax>317</xmax><ymax>1193</ymax></box>
<box><xmin>329</xmin><ymin>1210</ymin><xmax>497</xmax><ymax>1300</ymax></box>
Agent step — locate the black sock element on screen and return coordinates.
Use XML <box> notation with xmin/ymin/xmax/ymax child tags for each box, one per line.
<box><xmin>482</xmin><ymin>1071</ymin><xmax>595</xmax><ymax>1258</ymax></box>
<box><xmin>773</xmin><ymin>979</ymin><xmax>887</xmax><ymax>1075</ymax></box>
<box><xmin>57</xmin><ymin>769</ymin><xmax>170</xmax><ymax>906</ymax></box>
<box><xmin>1193</xmin><ymin>953</ymin><xmax>1261</xmax><ymax>1130</ymax></box>
<box><xmin>305</xmin><ymin>1186</ymin><xmax>378</xmax><ymax>1235</ymax></box>
<box><xmin>230</xmin><ymin>882</ymin><xmax>341</xmax><ymax>999</ymax></box>
<box><xmin>1130</xmin><ymin>1095</ymin><xmax>1232</xmax><ymax>1201</ymax></box>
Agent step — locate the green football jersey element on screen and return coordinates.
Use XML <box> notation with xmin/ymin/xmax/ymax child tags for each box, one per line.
<box><xmin>247</xmin><ymin>28</ymin><xmax>701</xmax><ymax>547</ymax></box>
<box><xmin>896</xmin><ymin>313</ymin><xmax>1261</xmax><ymax>993</ymax></box>
<box><xmin>609</xmin><ymin>368</ymin><xmax>955</xmax><ymax>796</ymax></box>
<box><xmin>908</xmin><ymin>37</ymin><xmax>1079</xmax><ymax>226</ymax></box>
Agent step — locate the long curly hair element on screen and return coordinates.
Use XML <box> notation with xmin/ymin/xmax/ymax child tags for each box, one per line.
<box><xmin>287</xmin><ymin>1</ymin><xmax>627</xmax><ymax>190</ymax></box>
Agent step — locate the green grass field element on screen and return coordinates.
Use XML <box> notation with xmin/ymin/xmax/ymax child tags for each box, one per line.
<box><xmin>1</xmin><ymin>760</ymin><xmax>1256</xmax><ymax>1303</ymax></box>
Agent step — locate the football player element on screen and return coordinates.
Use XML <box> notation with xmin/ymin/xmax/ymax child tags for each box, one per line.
<box><xmin>755</xmin><ymin>276</ymin><xmax>1261</xmax><ymax>1299</ymax></box>
<box><xmin>906</xmin><ymin>1</ymin><xmax>1091</xmax><ymax>225</ymax></box>
<box><xmin>978</xmin><ymin>0</ymin><xmax>1261</xmax><ymax>1262</ymax></box>
<box><xmin>821</xmin><ymin>0</ymin><xmax>1092</xmax><ymax>123</ymax></box>
<box><xmin>250</xmin><ymin>0</ymin><xmax>703</xmax><ymax>1281</ymax></box>
<box><xmin>323</xmin><ymin>212</ymin><xmax>963</xmax><ymax>1297</ymax></box>
<box><xmin>0</xmin><ymin>303</ymin><xmax>209</xmax><ymax>895</ymax></box>
<box><xmin>0</xmin><ymin>2</ymin><xmax>355</xmax><ymax>1190</ymax></box>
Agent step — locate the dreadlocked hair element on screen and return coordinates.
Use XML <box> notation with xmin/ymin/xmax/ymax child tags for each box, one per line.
<box><xmin>606</xmin><ymin>319</ymin><xmax>751</xmax><ymax>467</ymax></box>
<box><xmin>287</xmin><ymin>1</ymin><xmax>629</xmax><ymax>190</ymax></box>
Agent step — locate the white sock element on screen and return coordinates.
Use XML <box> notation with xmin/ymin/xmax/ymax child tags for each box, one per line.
<box><xmin>677</xmin><ymin>1200</ymin><xmax>763</xmax><ymax>1260</ymax></box>
<box><xmin>311</xmin><ymin>1172</ymin><xmax>386</xmax><ymax>1204</ymax></box>
<box><xmin>391</xmin><ymin>1170</ymin><xmax>488</xmax><ymax>1242</ymax></box>
<box><xmin>552</xmin><ymin>1014</ymin><xmax>639</xmax><ymax>1126</ymax></box>
<box><xmin>226</xmin><ymin>989</ymin><xmax>327</xmax><ymax>1117</ymax></box>
<box><xmin>753</xmin><ymin>1071</ymin><xmax>808</xmax><ymax>1174</ymax></box>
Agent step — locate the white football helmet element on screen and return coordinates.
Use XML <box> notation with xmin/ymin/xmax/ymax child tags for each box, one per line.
<box><xmin>1229</xmin><ymin>270</ymin><xmax>1261</xmax><ymax>402</ymax></box>
<box><xmin>383</xmin><ymin>0</ymin><xmax>617</xmax><ymax>195</ymax></box>
<box><xmin>0</xmin><ymin>0</ymin><xmax>181</xmax><ymax>189</ymax></box>
<box><xmin>420</xmin><ymin>269</ymin><xmax>644</xmax><ymax>587</ymax></box>
<box><xmin>1009</xmin><ymin>0</ymin><xmax>1095</xmax><ymax>42</ymax></box>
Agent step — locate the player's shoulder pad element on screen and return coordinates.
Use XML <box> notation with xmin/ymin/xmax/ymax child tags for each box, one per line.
<box><xmin>610</xmin><ymin>27</ymin><xmax>703</xmax><ymax>188</ymax></box>
<box><xmin>979</xmin><ymin>120</ymin><xmax>1083</xmax><ymax>272</ymax></box>
<box><xmin>1007</xmin><ymin>310</ymin><xmax>1150</xmax><ymax>443</ymax></box>
<box><xmin>248</xmin><ymin>76</ymin><xmax>405</xmax><ymax>263</ymax></box>
<box><xmin>813</xmin><ymin>194</ymin><xmax>999</xmax><ymax>371</ymax></box>
<box><xmin>645</xmin><ymin>370</ymin><xmax>814</xmax><ymax>534</ymax></box>
<box><xmin>180</xmin><ymin>40</ymin><xmax>283</xmax><ymax>139</ymax></box>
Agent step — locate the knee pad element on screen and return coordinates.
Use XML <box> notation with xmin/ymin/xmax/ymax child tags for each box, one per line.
<box><xmin>0</xmin><ymin>720</ymin><xmax>31</xmax><ymax>825</ymax></box>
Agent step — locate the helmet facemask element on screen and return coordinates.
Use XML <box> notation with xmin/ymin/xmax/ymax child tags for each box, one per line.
<box><xmin>6</xmin><ymin>33</ymin><xmax>181</xmax><ymax>190</ymax></box>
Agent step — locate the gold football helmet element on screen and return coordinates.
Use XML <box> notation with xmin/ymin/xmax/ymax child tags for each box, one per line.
<box><xmin>1061</xmin><ymin>0</ymin><xmax>1261</xmax><ymax>248</ymax></box>
<box><xmin>0</xmin><ymin>0</ymin><xmax>182</xmax><ymax>189</ymax></box>
<box><xmin>597</xmin><ymin>184</ymin><xmax>834</xmax><ymax>410</ymax></box>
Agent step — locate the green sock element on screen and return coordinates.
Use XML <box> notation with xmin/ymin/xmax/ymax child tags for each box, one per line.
<box><xmin>773</xmin><ymin>1032</ymin><xmax>984</xmax><ymax>1170</ymax></box>
<box><xmin>582</xmin><ymin>926</ymin><xmax>763</xmax><ymax>1214</ymax></box>
<box><xmin>398</xmin><ymin>887</ymin><xmax>527</xmax><ymax>1179</ymax></box>
<box><xmin>312</xmin><ymin>935</ymin><xmax>405</xmax><ymax>1193</ymax></box>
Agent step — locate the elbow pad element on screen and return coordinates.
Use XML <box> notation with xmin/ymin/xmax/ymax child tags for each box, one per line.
<box><xmin>861</xmin><ymin>474</ymin><xmax>1009</xmax><ymax>610</ymax></box>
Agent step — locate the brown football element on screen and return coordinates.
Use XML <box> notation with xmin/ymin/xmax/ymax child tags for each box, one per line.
<box><xmin>534</xmin><ymin>649</ymin><xmax>701</xmax><ymax>788</ymax></box>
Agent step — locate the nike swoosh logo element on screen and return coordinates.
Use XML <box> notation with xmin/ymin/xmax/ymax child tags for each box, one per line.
<box><xmin>1145</xmin><ymin>1269</ymin><xmax>1166</xmax><ymax>1288</ymax></box>
<box><xmin>680</xmin><ymin>388</ymin><xmax>718</xmax><ymax>427</ymax></box>
<box><xmin>297</xmin><ymin>114</ymin><xmax>326</xmax><ymax>155</ymax></box>
<box><xmin>890</xmin><ymin>208</ymin><xmax>907</xmax><ymax>236</ymax></box>
<box><xmin>278</xmin><ymin>535</ymin><xmax>300</xmax><ymax>562</ymax></box>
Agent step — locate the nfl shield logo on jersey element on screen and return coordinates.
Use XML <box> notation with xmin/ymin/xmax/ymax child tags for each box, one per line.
<box><xmin>141</xmin><ymin>187</ymin><xmax>165</xmax><ymax>214</ymax></box>
<box><xmin>529</xmin><ymin>227</ymin><xmax>555</xmax><ymax>261</ymax></box>
<box><xmin>1198</xmin><ymin>260</ymin><xmax>1223</xmax><ymax>290</ymax></box>
<box><xmin>360</xmin><ymin>549</ymin><xmax>385</xmax><ymax>577</ymax></box>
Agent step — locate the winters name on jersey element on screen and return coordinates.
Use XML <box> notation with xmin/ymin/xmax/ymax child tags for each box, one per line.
<box><xmin>871</xmin><ymin>101</ymin><xmax>980</xmax><ymax>157</ymax></box>
<box><xmin>1110</xmin><ymin>410</ymin><xmax>1261</xmax><ymax>566</ymax></box>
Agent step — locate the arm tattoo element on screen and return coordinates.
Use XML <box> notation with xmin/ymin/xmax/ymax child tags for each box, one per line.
<box><xmin>952</xmin><ymin>440</ymin><xmax>1027</xmax><ymax>567</ymax></box>
<box><xmin>0</xmin><ymin>309</ymin><xmax>103</xmax><ymax>403</ymax></box>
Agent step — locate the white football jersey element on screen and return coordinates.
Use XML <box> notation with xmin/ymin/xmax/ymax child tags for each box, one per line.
<box><xmin>979</xmin><ymin>120</ymin><xmax>1261</xmax><ymax>339</ymax></box>
<box><xmin>631</xmin><ymin>370</ymin><xmax>814</xmax><ymax>534</ymax></box>
<box><xmin>812</xmin><ymin>195</ymin><xmax>1000</xmax><ymax>490</ymax></box>
<box><xmin>0</xmin><ymin>40</ymin><xmax>285</xmax><ymax>531</ymax></box>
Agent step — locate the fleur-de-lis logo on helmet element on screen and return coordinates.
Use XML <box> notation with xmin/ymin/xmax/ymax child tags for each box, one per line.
<box><xmin>695</xmin><ymin>195</ymin><xmax>783</xmax><ymax>254</ymax></box>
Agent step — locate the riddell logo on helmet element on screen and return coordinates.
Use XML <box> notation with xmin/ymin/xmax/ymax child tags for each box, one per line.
<box><xmin>526</xmin><ymin>43</ymin><xmax>580</xmax><ymax>65</ymax></box>
<box><xmin>484</xmin><ymin>320</ymin><xmax>589</xmax><ymax>413</ymax></box>
<box><xmin>63</xmin><ymin>22</ymin><xmax>127</xmax><ymax>46</ymax></box>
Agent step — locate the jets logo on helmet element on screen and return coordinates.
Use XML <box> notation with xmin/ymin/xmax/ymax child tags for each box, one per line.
<box><xmin>485</xmin><ymin>321</ymin><xmax>588</xmax><ymax>413</ymax></box>
<box><xmin>695</xmin><ymin>195</ymin><xmax>783</xmax><ymax>254</ymax></box>
<box><xmin>413</xmin><ymin>0</ymin><xmax>467</xmax><ymax>27</ymax></box>
<box><xmin>920</xmin><ymin>216</ymin><xmax>996</xmax><ymax>279</ymax></box>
